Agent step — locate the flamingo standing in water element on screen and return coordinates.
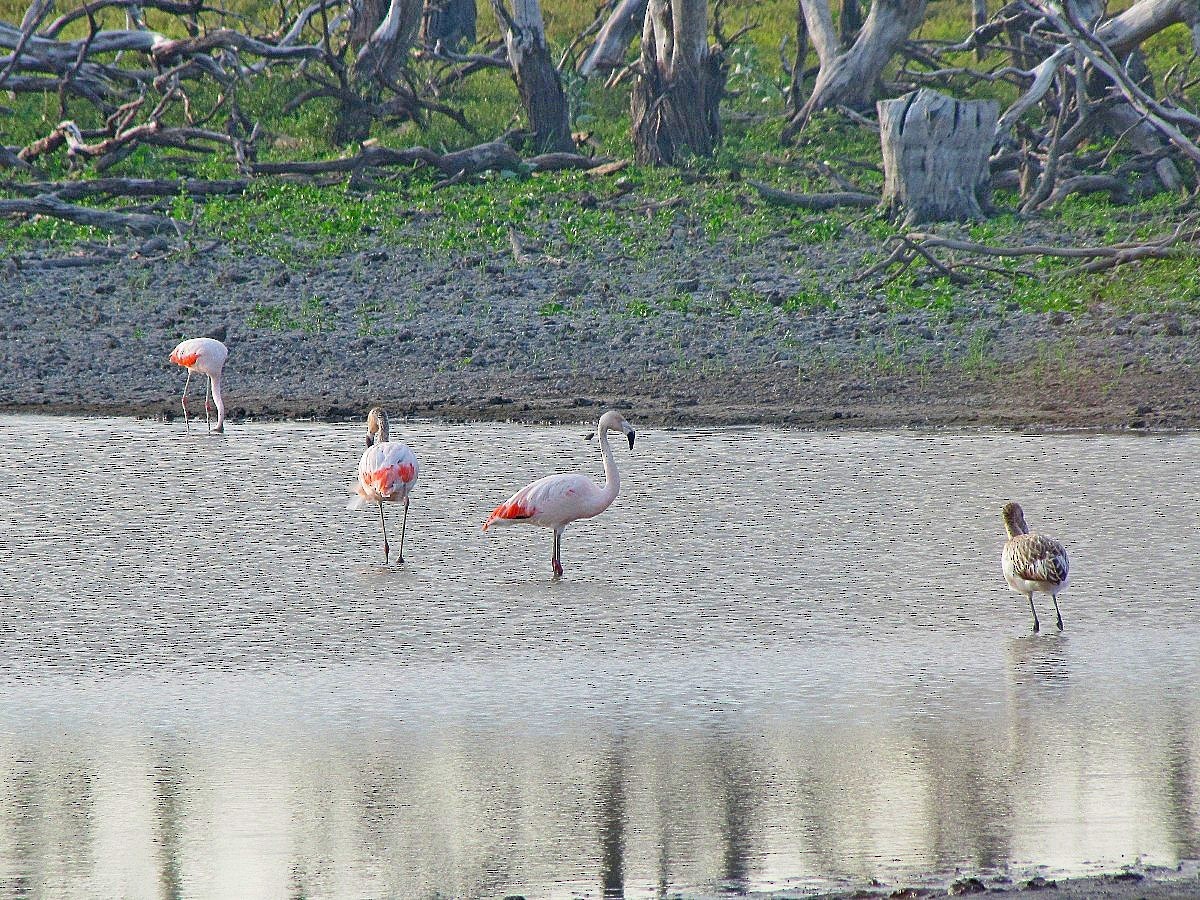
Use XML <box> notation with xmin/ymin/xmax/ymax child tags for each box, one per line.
<box><xmin>1001</xmin><ymin>501</ymin><xmax>1069</xmax><ymax>633</ymax></box>
<box><xmin>348</xmin><ymin>407</ymin><xmax>419</xmax><ymax>563</ymax></box>
<box><xmin>169</xmin><ymin>337</ymin><xmax>228</xmax><ymax>433</ymax></box>
<box><xmin>484</xmin><ymin>410</ymin><xmax>636</xmax><ymax>577</ymax></box>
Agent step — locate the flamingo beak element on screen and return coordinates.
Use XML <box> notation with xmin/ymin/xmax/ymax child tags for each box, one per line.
<box><xmin>626</xmin><ymin>430</ymin><xmax>636</xmax><ymax>450</ymax></box>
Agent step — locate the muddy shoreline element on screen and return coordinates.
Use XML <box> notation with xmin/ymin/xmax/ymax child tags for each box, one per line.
<box><xmin>4</xmin><ymin>365</ymin><xmax>1200</xmax><ymax>431</ymax></box>
<box><xmin>3</xmin><ymin>220</ymin><xmax>1199</xmax><ymax>432</ymax></box>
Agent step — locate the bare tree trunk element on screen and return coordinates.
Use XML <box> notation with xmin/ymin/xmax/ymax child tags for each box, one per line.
<box><xmin>353</xmin><ymin>0</ymin><xmax>422</xmax><ymax>84</ymax></box>
<box><xmin>972</xmin><ymin>0</ymin><xmax>986</xmax><ymax>59</ymax></box>
<box><xmin>631</xmin><ymin>0</ymin><xmax>726</xmax><ymax>165</ymax></box>
<box><xmin>490</xmin><ymin>0</ymin><xmax>572</xmax><ymax>152</ymax></box>
<box><xmin>421</xmin><ymin>0</ymin><xmax>476</xmax><ymax>50</ymax></box>
<box><xmin>879</xmin><ymin>89</ymin><xmax>998</xmax><ymax>224</ymax></box>
<box><xmin>350</xmin><ymin>0</ymin><xmax>391</xmax><ymax>49</ymax></box>
<box><xmin>1097</xmin><ymin>0</ymin><xmax>1200</xmax><ymax>57</ymax></box>
<box><xmin>579</xmin><ymin>0</ymin><xmax>648</xmax><ymax>75</ymax></box>
<box><xmin>783</xmin><ymin>0</ymin><xmax>927</xmax><ymax>139</ymax></box>
<box><xmin>787</xmin><ymin>0</ymin><xmax>810</xmax><ymax>117</ymax></box>
<box><xmin>839</xmin><ymin>0</ymin><xmax>862</xmax><ymax>45</ymax></box>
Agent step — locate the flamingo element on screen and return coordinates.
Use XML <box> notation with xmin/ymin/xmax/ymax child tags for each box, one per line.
<box><xmin>169</xmin><ymin>337</ymin><xmax>228</xmax><ymax>433</ymax></box>
<box><xmin>1001</xmin><ymin>501</ymin><xmax>1069</xmax><ymax>633</ymax></box>
<box><xmin>483</xmin><ymin>410</ymin><xmax>636</xmax><ymax>577</ymax></box>
<box><xmin>348</xmin><ymin>407</ymin><xmax>419</xmax><ymax>564</ymax></box>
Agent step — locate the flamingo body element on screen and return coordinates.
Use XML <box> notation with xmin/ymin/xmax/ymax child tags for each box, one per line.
<box><xmin>349</xmin><ymin>407</ymin><xmax>418</xmax><ymax>563</ymax></box>
<box><xmin>484</xmin><ymin>410</ymin><xmax>636</xmax><ymax>577</ymax></box>
<box><xmin>355</xmin><ymin>441</ymin><xmax>419</xmax><ymax>506</ymax></box>
<box><xmin>484</xmin><ymin>473</ymin><xmax>611</xmax><ymax>531</ymax></box>
<box><xmin>169</xmin><ymin>337</ymin><xmax>228</xmax><ymax>432</ymax></box>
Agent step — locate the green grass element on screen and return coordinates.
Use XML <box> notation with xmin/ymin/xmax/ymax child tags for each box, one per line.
<box><xmin>0</xmin><ymin>0</ymin><xmax>1197</xmax><ymax>320</ymax></box>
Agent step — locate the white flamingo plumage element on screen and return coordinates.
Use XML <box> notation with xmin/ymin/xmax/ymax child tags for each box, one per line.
<box><xmin>1001</xmin><ymin>501</ymin><xmax>1069</xmax><ymax>633</ymax></box>
<box><xmin>169</xmin><ymin>337</ymin><xmax>228</xmax><ymax>433</ymax></box>
<box><xmin>484</xmin><ymin>410</ymin><xmax>636</xmax><ymax>577</ymax></box>
<box><xmin>348</xmin><ymin>406</ymin><xmax>419</xmax><ymax>564</ymax></box>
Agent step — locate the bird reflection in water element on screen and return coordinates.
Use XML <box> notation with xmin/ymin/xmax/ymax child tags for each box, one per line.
<box><xmin>1006</xmin><ymin>634</ymin><xmax>1069</xmax><ymax>697</ymax></box>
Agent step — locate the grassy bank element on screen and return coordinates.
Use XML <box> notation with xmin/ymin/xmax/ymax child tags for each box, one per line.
<box><xmin>2</xmin><ymin>0</ymin><xmax>1199</xmax><ymax>323</ymax></box>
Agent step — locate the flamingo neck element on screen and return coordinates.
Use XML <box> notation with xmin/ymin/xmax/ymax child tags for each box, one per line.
<box><xmin>211</xmin><ymin>372</ymin><xmax>226</xmax><ymax>430</ymax></box>
<box><xmin>598</xmin><ymin>427</ymin><xmax>620</xmax><ymax>502</ymax></box>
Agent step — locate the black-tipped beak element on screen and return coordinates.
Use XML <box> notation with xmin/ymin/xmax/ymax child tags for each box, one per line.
<box><xmin>365</xmin><ymin>435</ymin><xmax>373</xmax><ymax>448</ymax></box>
<box><xmin>626</xmin><ymin>430</ymin><xmax>636</xmax><ymax>450</ymax></box>
<box><xmin>585</xmin><ymin>431</ymin><xmax>596</xmax><ymax>441</ymax></box>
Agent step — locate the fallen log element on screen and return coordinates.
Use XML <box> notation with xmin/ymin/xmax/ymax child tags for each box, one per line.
<box><xmin>0</xmin><ymin>194</ymin><xmax>184</xmax><ymax>235</ymax></box>
<box><xmin>859</xmin><ymin>220</ymin><xmax>1200</xmax><ymax>282</ymax></box>
<box><xmin>252</xmin><ymin>140</ymin><xmax>615</xmax><ymax>178</ymax></box>
<box><xmin>0</xmin><ymin>177</ymin><xmax>248</xmax><ymax>200</ymax></box>
<box><xmin>746</xmin><ymin>179</ymin><xmax>878</xmax><ymax>210</ymax></box>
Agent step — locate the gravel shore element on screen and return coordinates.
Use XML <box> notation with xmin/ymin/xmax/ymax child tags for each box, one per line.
<box><xmin>3</xmin><ymin>226</ymin><xmax>1198</xmax><ymax>429</ymax></box>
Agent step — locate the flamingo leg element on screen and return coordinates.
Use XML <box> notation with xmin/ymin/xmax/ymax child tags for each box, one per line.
<box><xmin>204</xmin><ymin>377</ymin><xmax>213</xmax><ymax>432</ymax></box>
<box><xmin>1028</xmin><ymin>594</ymin><xmax>1040</xmax><ymax>633</ymax></box>
<box><xmin>551</xmin><ymin>528</ymin><xmax>563</xmax><ymax>578</ymax></box>
<box><xmin>1051</xmin><ymin>595</ymin><xmax>1064</xmax><ymax>631</ymax></box>
<box><xmin>397</xmin><ymin>497</ymin><xmax>409</xmax><ymax>564</ymax></box>
<box><xmin>181</xmin><ymin>370</ymin><xmax>192</xmax><ymax>432</ymax></box>
<box><xmin>377</xmin><ymin>500</ymin><xmax>390</xmax><ymax>563</ymax></box>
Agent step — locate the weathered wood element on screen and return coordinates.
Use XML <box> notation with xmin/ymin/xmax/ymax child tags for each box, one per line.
<box><xmin>0</xmin><ymin>195</ymin><xmax>183</xmax><ymax>235</ymax></box>
<box><xmin>631</xmin><ymin>0</ymin><xmax>725</xmax><ymax>165</ymax></box>
<box><xmin>785</xmin><ymin>0</ymin><xmax>928</xmax><ymax>136</ymax></box>
<box><xmin>1</xmin><ymin>177</ymin><xmax>248</xmax><ymax>200</ymax></box>
<box><xmin>250</xmin><ymin>139</ymin><xmax>523</xmax><ymax>177</ymax></box>
<box><xmin>579</xmin><ymin>0</ymin><xmax>647</xmax><ymax>75</ymax></box>
<box><xmin>490</xmin><ymin>0</ymin><xmax>572</xmax><ymax>153</ymax></box>
<box><xmin>839</xmin><ymin>0</ymin><xmax>863</xmax><ymax>45</ymax></box>
<box><xmin>526</xmin><ymin>152</ymin><xmax>613</xmax><ymax>171</ymax></box>
<box><xmin>352</xmin><ymin>0</ymin><xmax>422</xmax><ymax>84</ymax></box>
<box><xmin>878</xmin><ymin>88</ymin><xmax>998</xmax><ymax>225</ymax></box>
<box><xmin>746</xmin><ymin>179</ymin><xmax>878</xmax><ymax>209</ymax></box>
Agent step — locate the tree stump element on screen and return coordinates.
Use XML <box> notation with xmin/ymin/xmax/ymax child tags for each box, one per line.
<box><xmin>878</xmin><ymin>89</ymin><xmax>999</xmax><ymax>225</ymax></box>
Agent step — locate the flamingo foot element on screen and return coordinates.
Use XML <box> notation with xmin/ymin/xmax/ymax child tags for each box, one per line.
<box><xmin>552</xmin><ymin>559</ymin><xmax>563</xmax><ymax>578</ymax></box>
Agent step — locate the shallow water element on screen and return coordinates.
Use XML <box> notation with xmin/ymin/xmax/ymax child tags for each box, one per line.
<box><xmin>0</xmin><ymin>414</ymin><xmax>1197</xmax><ymax>899</ymax></box>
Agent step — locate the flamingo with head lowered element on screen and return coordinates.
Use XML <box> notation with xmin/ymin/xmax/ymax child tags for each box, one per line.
<box><xmin>169</xmin><ymin>337</ymin><xmax>228</xmax><ymax>433</ymax></box>
<box><xmin>349</xmin><ymin>407</ymin><xmax>419</xmax><ymax>564</ymax></box>
<box><xmin>484</xmin><ymin>410</ymin><xmax>636</xmax><ymax>577</ymax></box>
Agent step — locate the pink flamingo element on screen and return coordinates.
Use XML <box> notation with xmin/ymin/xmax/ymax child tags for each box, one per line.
<box><xmin>169</xmin><ymin>337</ymin><xmax>228</xmax><ymax>433</ymax></box>
<box><xmin>348</xmin><ymin>407</ymin><xmax>419</xmax><ymax>563</ymax></box>
<box><xmin>484</xmin><ymin>410</ymin><xmax>636</xmax><ymax>577</ymax></box>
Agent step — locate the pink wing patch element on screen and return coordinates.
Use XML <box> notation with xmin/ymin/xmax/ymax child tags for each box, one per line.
<box><xmin>483</xmin><ymin>498</ymin><xmax>534</xmax><ymax>530</ymax></box>
<box><xmin>367</xmin><ymin>462</ymin><xmax>415</xmax><ymax>498</ymax></box>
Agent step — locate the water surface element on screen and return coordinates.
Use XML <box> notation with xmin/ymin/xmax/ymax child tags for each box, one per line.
<box><xmin>0</xmin><ymin>415</ymin><xmax>1197</xmax><ymax>899</ymax></box>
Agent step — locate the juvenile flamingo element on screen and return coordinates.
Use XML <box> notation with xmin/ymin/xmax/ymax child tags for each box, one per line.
<box><xmin>348</xmin><ymin>407</ymin><xmax>419</xmax><ymax>564</ymax></box>
<box><xmin>169</xmin><ymin>337</ymin><xmax>228</xmax><ymax>433</ymax></box>
<box><xmin>1001</xmin><ymin>501</ymin><xmax>1069</xmax><ymax>633</ymax></box>
<box><xmin>484</xmin><ymin>410</ymin><xmax>636</xmax><ymax>577</ymax></box>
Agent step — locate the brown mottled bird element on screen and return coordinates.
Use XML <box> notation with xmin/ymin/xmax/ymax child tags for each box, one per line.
<box><xmin>1001</xmin><ymin>502</ymin><xmax>1068</xmax><ymax>633</ymax></box>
